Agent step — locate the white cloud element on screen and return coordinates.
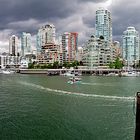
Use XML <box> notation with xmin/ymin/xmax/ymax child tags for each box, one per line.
<box><xmin>0</xmin><ymin>41</ymin><xmax>9</xmax><ymax>53</ymax></box>
<box><xmin>1</xmin><ymin>0</ymin><xmax>139</xmax><ymax>53</ymax></box>
<box><xmin>0</xmin><ymin>29</ymin><xmax>14</xmax><ymax>53</ymax></box>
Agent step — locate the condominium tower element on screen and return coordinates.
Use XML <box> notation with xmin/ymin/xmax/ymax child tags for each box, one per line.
<box><xmin>82</xmin><ymin>35</ymin><xmax>111</xmax><ymax>68</ymax></box>
<box><xmin>9</xmin><ymin>35</ymin><xmax>19</xmax><ymax>56</ymax></box>
<box><xmin>122</xmin><ymin>27</ymin><xmax>140</xmax><ymax>67</ymax></box>
<box><xmin>61</xmin><ymin>32</ymin><xmax>78</xmax><ymax>62</ymax></box>
<box><xmin>36</xmin><ymin>24</ymin><xmax>56</xmax><ymax>51</ymax></box>
<box><xmin>21</xmin><ymin>32</ymin><xmax>31</xmax><ymax>56</ymax></box>
<box><xmin>95</xmin><ymin>7</ymin><xmax>112</xmax><ymax>47</ymax></box>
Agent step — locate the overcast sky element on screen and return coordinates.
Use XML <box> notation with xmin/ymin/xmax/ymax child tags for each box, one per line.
<box><xmin>0</xmin><ymin>0</ymin><xmax>139</xmax><ymax>52</ymax></box>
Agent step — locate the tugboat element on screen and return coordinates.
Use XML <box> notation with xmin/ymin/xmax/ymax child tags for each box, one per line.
<box><xmin>67</xmin><ymin>76</ymin><xmax>82</xmax><ymax>84</ymax></box>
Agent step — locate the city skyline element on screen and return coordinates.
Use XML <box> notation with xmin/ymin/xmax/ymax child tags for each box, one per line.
<box><xmin>0</xmin><ymin>0</ymin><xmax>139</xmax><ymax>53</ymax></box>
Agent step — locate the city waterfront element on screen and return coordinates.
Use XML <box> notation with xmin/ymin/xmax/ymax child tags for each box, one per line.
<box><xmin>0</xmin><ymin>74</ymin><xmax>137</xmax><ymax>139</ymax></box>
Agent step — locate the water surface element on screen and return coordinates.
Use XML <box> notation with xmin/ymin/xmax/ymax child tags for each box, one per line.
<box><xmin>0</xmin><ymin>74</ymin><xmax>137</xmax><ymax>139</ymax></box>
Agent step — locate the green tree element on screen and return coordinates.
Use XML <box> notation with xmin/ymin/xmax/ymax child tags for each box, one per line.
<box><xmin>28</xmin><ymin>63</ymin><xmax>34</xmax><ymax>69</ymax></box>
<box><xmin>59</xmin><ymin>63</ymin><xmax>63</xmax><ymax>69</ymax></box>
<box><xmin>63</xmin><ymin>62</ymin><xmax>70</xmax><ymax>68</ymax></box>
<box><xmin>109</xmin><ymin>62</ymin><xmax>114</xmax><ymax>69</ymax></box>
<box><xmin>114</xmin><ymin>57</ymin><xmax>123</xmax><ymax>69</ymax></box>
<box><xmin>53</xmin><ymin>61</ymin><xmax>59</xmax><ymax>69</ymax></box>
<box><xmin>47</xmin><ymin>64</ymin><xmax>53</xmax><ymax>69</ymax></box>
<box><xmin>34</xmin><ymin>64</ymin><xmax>41</xmax><ymax>69</ymax></box>
<box><xmin>109</xmin><ymin>58</ymin><xmax>123</xmax><ymax>69</ymax></box>
<box><xmin>40</xmin><ymin>64</ymin><xmax>48</xmax><ymax>69</ymax></box>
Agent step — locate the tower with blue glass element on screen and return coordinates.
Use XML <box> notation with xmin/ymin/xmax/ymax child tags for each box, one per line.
<box><xmin>95</xmin><ymin>7</ymin><xmax>112</xmax><ymax>48</ymax></box>
<box><xmin>122</xmin><ymin>27</ymin><xmax>140</xmax><ymax>67</ymax></box>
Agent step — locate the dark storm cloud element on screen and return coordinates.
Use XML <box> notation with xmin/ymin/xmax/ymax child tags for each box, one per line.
<box><xmin>78</xmin><ymin>0</ymin><xmax>107</xmax><ymax>3</ymax></box>
<box><xmin>0</xmin><ymin>0</ymin><xmax>109</xmax><ymax>33</ymax></box>
<box><xmin>0</xmin><ymin>0</ymin><xmax>108</xmax><ymax>24</ymax></box>
<box><xmin>0</xmin><ymin>0</ymin><xmax>76</xmax><ymax>20</ymax></box>
<box><xmin>0</xmin><ymin>0</ymin><xmax>105</xmax><ymax>52</ymax></box>
<box><xmin>82</xmin><ymin>16</ymin><xmax>96</xmax><ymax>28</ymax></box>
<box><xmin>0</xmin><ymin>0</ymin><xmax>78</xmax><ymax>31</ymax></box>
<box><xmin>111</xmin><ymin>0</ymin><xmax>140</xmax><ymax>41</ymax></box>
<box><xmin>1</xmin><ymin>0</ymin><xmax>140</xmax><ymax>52</ymax></box>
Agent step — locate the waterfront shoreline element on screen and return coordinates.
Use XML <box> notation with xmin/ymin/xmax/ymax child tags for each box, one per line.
<box><xmin>18</xmin><ymin>68</ymin><xmax>140</xmax><ymax>77</ymax></box>
<box><xmin>19</xmin><ymin>68</ymin><xmax>121</xmax><ymax>75</ymax></box>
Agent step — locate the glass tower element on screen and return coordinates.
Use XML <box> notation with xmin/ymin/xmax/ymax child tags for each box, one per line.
<box><xmin>95</xmin><ymin>7</ymin><xmax>112</xmax><ymax>47</ymax></box>
<box><xmin>122</xmin><ymin>27</ymin><xmax>140</xmax><ymax>67</ymax></box>
<box><xmin>21</xmin><ymin>32</ymin><xmax>31</xmax><ymax>56</ymax></box>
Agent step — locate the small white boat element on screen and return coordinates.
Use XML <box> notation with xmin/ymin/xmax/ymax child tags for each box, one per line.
<box><xmin>2</xmin><ymin>70</ymin><xmax>15</xmax><ymax>74</ymax></box>
<box><xmin>69</xmin><ymin>77</ymin><xmax>81</xmax><ymax>81</ymax></box>
<box><xmin>62</xmin><ymin>71</ymin><xmax>75</xmax><ymax>77</ymax></box>
<box><xmin>107</xmin><ymin>73</ymin><xmax>118</xmax><ymax>76</ymax></box>
<box><xmin>121</xmin><ymin>71</ymin><xmax>138</xmax><ymax>77</ymax></box>
<box><xmin>2</xmin><ymin>70</ymin><xmax>11</xmax><ymax>74</ymax></box>
<box><xmin>127</xmin><ymin>71</ymin><xmax>138</xmax><ymax>77</ymax></box>
<box><xmin>67</xmin><ymin>76</ymin><xmax>82</xmax><ymax>84</ymax></box>
<box><xmin>74</xmin><ymin>72</ymin><xmax>82</xmax><ymax>76</ymax></box>
<box><xmin>61</xmin><ymin>71</ymin><xmax>82</xmax><ymax>77</ymax></box>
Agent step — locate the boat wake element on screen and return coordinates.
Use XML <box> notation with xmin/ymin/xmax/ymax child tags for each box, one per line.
<box><xmin>81</xmin><ymin>82</ymin><xmax>114</xmax><ymax>86</ymax></box>
<box><xmin>19</xmin><ymin>81</ymin><xmax>134</xmax><ymax>102</ymax></box>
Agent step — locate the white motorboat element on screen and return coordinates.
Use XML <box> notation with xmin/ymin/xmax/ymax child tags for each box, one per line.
<box><xmin>67</xmin><ymin>76</ymin><xmax>82</xmax><ymax>84</ymax></box>
<box><xmin>107</xmin><ymin>73</ymin><xmax>118</xmax><ymax>76</ymax></box>
<box><xmin>2</xmin><ymin>70</ymin><xmax>15</xmax><ymax>74</ymax></box>
<box><xmin>61</xmin><ymin>71</ymin><xmax>82</xmax><ymax>77</ymax></box>
<box><xmin>127</xmin><ymin>71</ymin><xmax>138</xmax><ymax>77</ymax></box>
<box><xmin>121</xmin><ymin>71</ymin><xmax>139</xmax><ymax>77</ymax></box>
<box><xmin>61</xmin><ymin>71</ymin><xmax>75</xmax><ymax>77</ymax></box>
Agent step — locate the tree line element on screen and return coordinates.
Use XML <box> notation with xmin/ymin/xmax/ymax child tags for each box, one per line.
<box><xmin>28</xmin><ymin>61</ymin><xmax>84</xmax><ymax>69</ymax></box>
<box><xmin>109</xmin><ymin>57</ymin><xmax>123</xmax><ymax>69</ymax></box>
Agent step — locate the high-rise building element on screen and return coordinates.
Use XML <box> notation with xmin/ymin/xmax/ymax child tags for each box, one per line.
<box><xmin>82</xmin><ymin>35</ymin><xmax>98</xmax><ymax>68</ymax></box>
<box><xmin>111</xmin><ymin>41</ymin><xmax>121</xmax><ymax>59</ymax></box>
<box><xmin>82</xmin><ymin>35</ymin><xmax>111</xmax><ymax>68</ymax></box>
<box><xmin>36</xmin><ymin>24</ymin><xmax>63</xmax><ymax>64</ymax></box>
<box><xmin>9</xmin><ymin>35</ymin><xmax>19</xmax><ymax>56</ymax></box>
<box><xmin>61</xmin><ymin>32</ymin><xmax>78</xmax><ymax>62</ymax></box>
<box><xmin>76</xmin><ymin>47</ymin><xmax>83</xmax><ymax>62</ymax></box>
<box><xmin>95</xmin><ymin>7</ymin><xmax>112</xmax><ymax>47</ymax></box>
<box><xmin>21</xmin><ymin>32</ymin><xmax>31</xmax><ymax>56</ymax></box>
<box><xmin>122</xmin><ymin>27</ymin><xmax>140</xmax><ymax>67</ymax></box>
<box><xmin>36</xmin><ymin>24</ymin><xmax>56</xmax><ymax>52</ymax></box>
<box><xmin>37</xmin><ymin>43</ymin><xmax>63</xmax><ymax>64</ymax></box>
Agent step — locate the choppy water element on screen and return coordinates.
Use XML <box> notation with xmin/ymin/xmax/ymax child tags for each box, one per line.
<box><xmin>0</xmin><ymin>74</ymin><xmax>138</xmax><ymax>139</ymax></box>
